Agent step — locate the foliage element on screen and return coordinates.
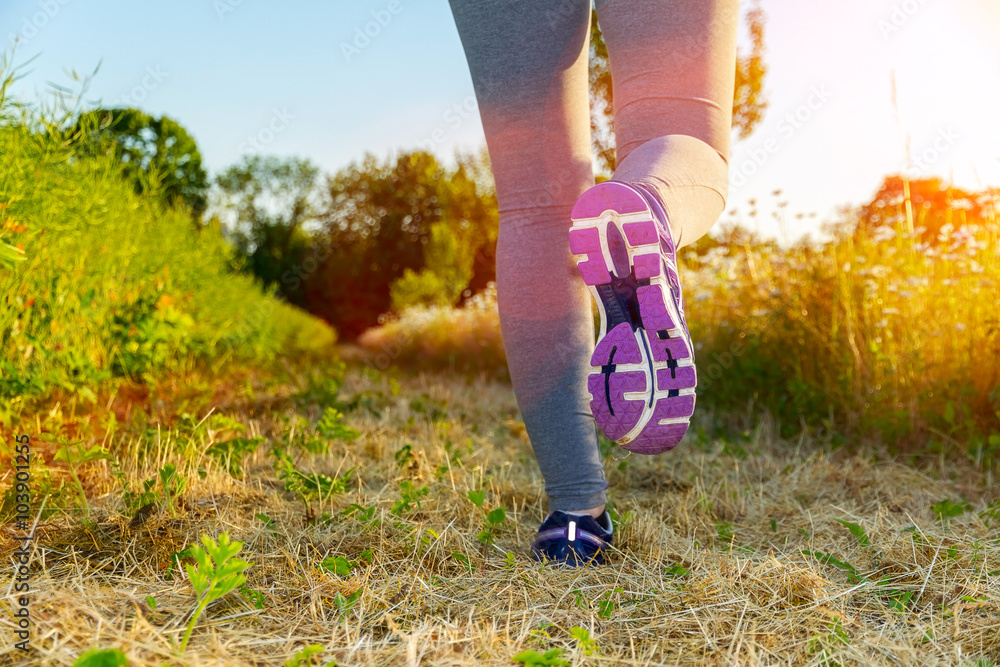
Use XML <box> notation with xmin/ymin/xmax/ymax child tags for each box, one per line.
<box><xmin>240</xmin><ymin>585</ymin><xmax>267</xmax><ymax>610</ymax></box>
<box><xmin>120</xmin><ymin>463</ymin><xmax>187</xmax><ymax>519</ymax></box>
<box><xmin>512</xmin><ymin>648</ymin><xmax>570</xmax><ymax>666</ymax></box>
<box><xmin>332</xmin><ymin>589</ymin><xmax>362</xmax><ymax>621</ymax></box>
<box><xmin>314</xmin><ymin>407</ymin><xmax>360</xmax><ymax>443</ymax></box>
<box><xmin>107</xmin><ymin>291</ymin><xmax>195</xmax><ymax>380</ymax></box>
<box><xmin>211</xmin><ymin>155</ymin><xmax>320</xmax><ymax>306</ymax></box>
<box><xmin>152</xmin><ymin>463</ymin><xmax>186</xmax><ymax>517</ymax></box>
<box><xmin>180</xmin><ymin>532</ymin><xmax>253</xmax><ymax>653</ymax></box>
<box><xmin>467</xmin><ymin>488</ymin><xmax>507</xmax><ymax>545</ymax></box>
<box><xmin>931</xmin><ymin>498</ymin><xmax>971</xmax><ymax>523</ymax></box>
<box><xmin>285</xmin><ymin>644</ymin><xmax>327</xmax><ymax>667</ymax></box>
<box><xmin>570</xmin><ymin>627</ymin><xmax>599</xmax><ymax>656</ymax></box>
<box><xmin>589</xmin><ymin>0</ymin><xmax>769</xmax><ymax>174</ymax></box>
<box><xmin>273</xmin><ymin>446</ymin><xmax>354</xmax><ymax>516</ymax></box>
<box><xmin>390</xmin><ymin>480</ymin><xmax>429</xmax><ymax>516</ymax></box>
<box><xmin>390</xmin><ymin>154</ymin><xmax>499</xmax><ymax>312</ymax></box>
<box><xmin>73</xmin><ymin>648</ymin><xmax>130</xmax><ymax>667</ymax></box>
<box><xmin>836</xmin><ymin>519</ymin><xmax>871</xmax><ymax>547</ymax></box>
<box><xmin>0</xmin><ymin>68</ymin><xmax>335</xmax><ymax>412</ymax></box>
<box><xmin>389</xmin><ymin>221</ymin><xmax>471</xmax><ymax>311</ymax></box>
<box><xmin>73</xmin><ymin>107</ymin><xmax>209</xmax><ymax>216</ymax></box>
<box><xmin>320</xmin><ymin>555</ymin><xmax>355</xmax><ymax>578</ymax></box>
<box><xmin>308</xmin><ymin>150</ymin><xmax>497</xmax><ymax>338</ymax></box>
<box><xmin>682</xmin><ymin>202</ymin><xmax>1000</xmax><ymax>448</ymax></box>
<box><xmin>450</xmin><ymin>150</ymin><xmax>500</xmax><ymax>297</ymax></box>
<box><xmin>306</xmin><ymin>150</ymin><xmax>442</xmax><ymax>337</ymax></box>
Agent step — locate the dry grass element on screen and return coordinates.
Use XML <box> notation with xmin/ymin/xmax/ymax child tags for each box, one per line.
<box><xmin>2</xmin><ymin>357</ymin><xmax>999</xmax><ymax>666</ymax></box>
<box><xmin>681</xmin><ymin>219</ymin><xmax>1000</xmax><ymax>445</ymax></box>
<box><xmin>356</xmin><ymin>218</ymin><xmax>1000</xmax><ymax>451</ymax></box>
<box><xmin>357</xmin><ymin>284</ymin><xmax>507</xmax><ymax>379</ymax></box>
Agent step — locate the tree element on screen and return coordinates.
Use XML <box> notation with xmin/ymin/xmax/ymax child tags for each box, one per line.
<box><xmin>857</xmin><ymin>175</ymin><xmax>998</xmax><ymax>243</ymax></box>
<box><xmin>389</xmin><ymin>221</ymin><xmax>471</xmax><ymax>311</ymax></box>
<box><xmin>589</xmin><ymin>0</ymin><xmax>769</xmax><ymax>174</ymax></box>
<box><xmin>74</xmin><ymin>107</ymin><xmax>209</xmax><ymax>216</ymax></box>
<box><xmin>446</xmin><ymin>149</ymin><xmax>499</xmax><ymax>298</ymax></box>
<box><xmin>386</xmin><ymin>150</ymin><xmax>500</xmax><ymax>312</ymax></box>
<box><xmin>306</xmin><ymin>150</ymin><xmax>498</xmax><ymax>338</ymax></box>
<box><xmin>306</xmin><ymin>151</ymin><xmax>446</xmax><ymax>338</ymax></box>
<box><xmin>211</xmin><ymin>155</ymin><xmax>319</xmax><ymax>306</ymax></box>
<box><xmin>731</xmin><ymin>1</ymin><xmax>768</xmax><ymax>140</ymax></box>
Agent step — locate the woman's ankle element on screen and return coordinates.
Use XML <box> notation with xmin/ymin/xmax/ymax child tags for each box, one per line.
<box><xmin>562</xmin><ymin>505</ymin><xmax>605</xmax><ymax>519</ymax></box>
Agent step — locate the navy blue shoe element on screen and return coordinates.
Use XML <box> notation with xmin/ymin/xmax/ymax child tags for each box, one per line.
<box><xmin>531</xmin><ymin>510</ymin><xmax>613</xmax><ymax>566</ymax></box>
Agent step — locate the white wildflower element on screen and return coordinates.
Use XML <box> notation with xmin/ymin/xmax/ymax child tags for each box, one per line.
<box><xmin>870</xmin><ymin>226</ymin><xmax>897</xmax><ymax>243</ymax></box>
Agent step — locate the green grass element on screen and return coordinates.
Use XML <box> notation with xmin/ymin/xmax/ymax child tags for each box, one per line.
<box><xmin>0</xmin><ymin>58</ymin><xmax>334</xmax><ymax>427</ymax></box>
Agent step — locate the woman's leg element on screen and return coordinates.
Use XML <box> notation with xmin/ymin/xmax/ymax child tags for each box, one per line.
<box><xmin>596</xmin><ymin>0</ymin><xmax>740</xmax><ymax>248</ymax></box>
<box><xmin>447</xmin><ymin>0</ymin><xmax>607</xmax><ymax>513</ymax></box>
<box><xmin>566</xmin><ymin>0</ymin><xmax>740</xmax><ymax>455</ymax></box>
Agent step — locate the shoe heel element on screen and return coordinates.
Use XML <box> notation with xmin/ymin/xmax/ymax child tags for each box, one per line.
<box><xmin>570</xmin><ymin>181</ymin><xmax>697</xmax><ymax>454</ymax></box>
<box><xmin>568</xmin><ymin>227</ymin><xmax>610</xmax><ymax>286</ymax></box>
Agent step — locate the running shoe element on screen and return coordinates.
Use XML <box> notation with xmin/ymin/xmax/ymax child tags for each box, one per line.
<box><xmin>531</xmin><ymin>510</ymin><xmax>613</xmax><ymax>566</ymax></box>
<box><xmin>569</xmin><ymin>180</ymin><xmax>696</xmax><ymax>454</ymax></box>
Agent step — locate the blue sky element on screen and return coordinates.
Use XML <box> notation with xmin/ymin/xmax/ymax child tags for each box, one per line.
<box><xmin>3</xmin><ymin>0</ymin><xmax>998</xmax><ymax>240</ymax></box>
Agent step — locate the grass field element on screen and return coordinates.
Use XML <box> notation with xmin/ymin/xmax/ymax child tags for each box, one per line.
<box><xmin>3</xmin><ymin>354</ymin><xmax>998</xmax><ymax>666</ymax></box>
<box><xmin>2</xmin><ymin>54</ymin><xmax>999</xmax><ymax>667</ymax></box>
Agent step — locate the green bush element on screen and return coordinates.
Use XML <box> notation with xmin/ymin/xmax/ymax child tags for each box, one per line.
<box><xmin>0</xmin><ymin>59</ymin><xmax>334</xmax><ymax>414</ymax></box>
<box><xmin>389</xmin><ymin>221</ymin><xmax>475</xmax><ymax>311</ymax></box>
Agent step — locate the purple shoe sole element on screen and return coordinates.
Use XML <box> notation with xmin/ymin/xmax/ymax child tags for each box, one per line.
<box><xmin>569</xmin><ymin>181</ymin><xmax>696</xmax><ymax>454</ymax></box>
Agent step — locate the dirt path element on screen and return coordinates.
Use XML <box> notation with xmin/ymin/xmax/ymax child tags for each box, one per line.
<box><xmin>4</xmin><ymin>358</ymin><xmax>998</xmax><ymax>666</ymax></box>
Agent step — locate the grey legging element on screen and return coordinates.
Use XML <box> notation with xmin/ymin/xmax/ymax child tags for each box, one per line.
<box><xmin>448</xmin><ymin>0</ymin><xmax>739</xmax><ymax>511</ymax></box>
